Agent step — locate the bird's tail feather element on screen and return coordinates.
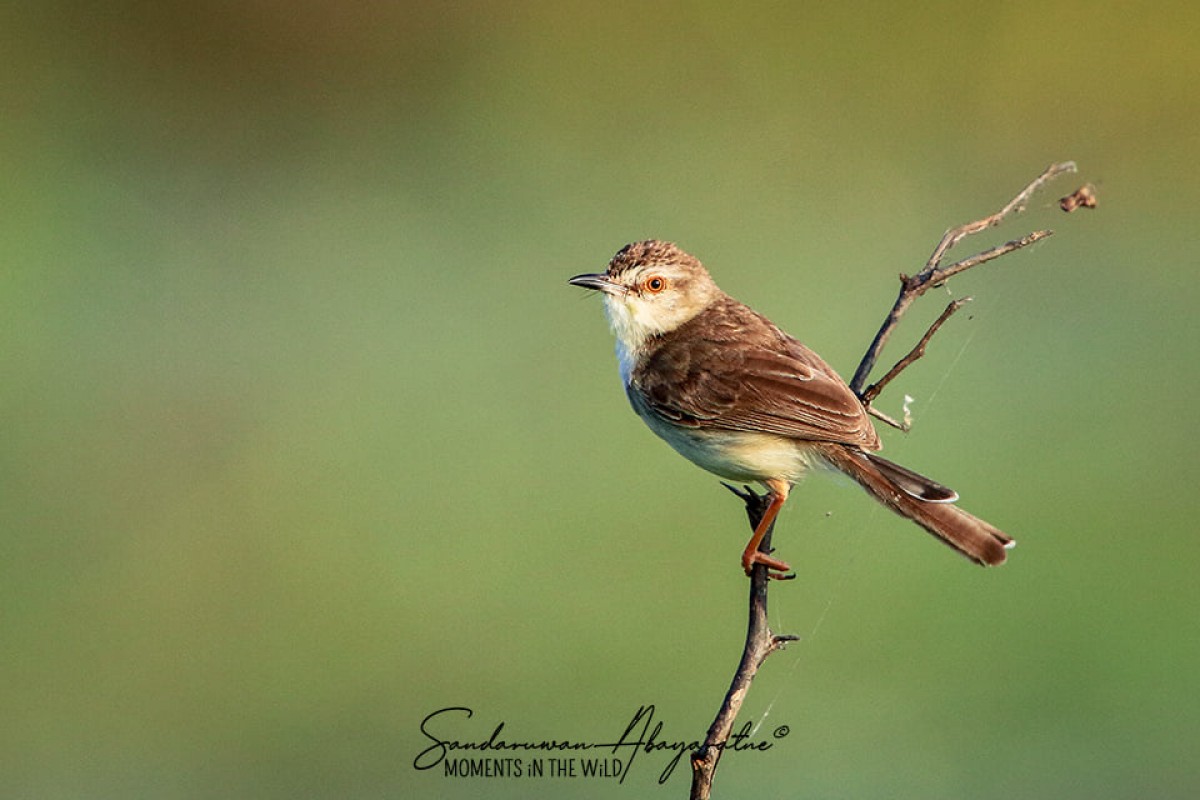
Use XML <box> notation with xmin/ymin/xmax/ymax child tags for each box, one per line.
<box><xmin>820</xmin><ymin>445</ymin><xmax>1014</xmax><ymax>566</ymax></box>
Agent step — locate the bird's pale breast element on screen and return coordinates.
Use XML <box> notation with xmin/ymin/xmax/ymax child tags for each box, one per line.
<box><xmin>630</xmin><ymin>388</ymin><xmax>820</xmax><ymax>483</ymax></box>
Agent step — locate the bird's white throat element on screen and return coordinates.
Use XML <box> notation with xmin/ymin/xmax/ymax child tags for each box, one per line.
<box><xmin>602</xmin><ymin>293</ymin><xmax>662</xmax><ymax>384</ymax></box>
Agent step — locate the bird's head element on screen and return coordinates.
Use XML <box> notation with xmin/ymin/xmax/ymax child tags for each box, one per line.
<box><xmin>569</xmin><ymin>240</ymin><xmax>721</xmax><ymax>353</ymax></box>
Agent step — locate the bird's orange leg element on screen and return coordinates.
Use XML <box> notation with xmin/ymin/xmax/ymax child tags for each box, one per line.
<box><xmin>740</xmin><ymin>479</ymin><xmax>792</xmax><ymax>579</ymax></box>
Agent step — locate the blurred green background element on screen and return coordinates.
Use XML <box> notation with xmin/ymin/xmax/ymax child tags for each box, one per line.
<box><xmin>3</xmin><ymin>2</ymin><xmax>1197</xmax><ymax>798</ymax></box>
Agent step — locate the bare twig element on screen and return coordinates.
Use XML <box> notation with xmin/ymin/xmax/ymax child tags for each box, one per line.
<box><xmin>935</xmin><ymin>229</ymin><xmax>1055</xmax><ymax>285</ymax></box>
<box><xmin>925</xmin><ymin>161</ymin><xmax>1074</xmax><ymax>269</ymax></box>
<box><xmin>849</xmin><ymin>162</ymin><xmax>1076</xmax><ymax>397</ymax></box>
<box><xmin>862</xmin><ymin>297</ymin><xmax>972</xmax><ymax>406</ymax></box>
<box><xmin>690</xmin><ymin>484</ymin><xmax>799</xmax><ymax>800</ymax></box>
<box><xmin>867</xmin><ymin>404</ymin><xmax>908</xmax><ymax>431</ymax></box>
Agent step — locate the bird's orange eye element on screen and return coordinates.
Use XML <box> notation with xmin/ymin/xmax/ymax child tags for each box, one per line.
<box><xmin>644</xmin><ymin>276</ymin><xmax>667</xmax><ymax>293</ymax></box>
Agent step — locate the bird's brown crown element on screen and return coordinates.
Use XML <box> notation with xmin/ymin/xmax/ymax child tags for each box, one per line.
<box><xmin>606</xmin><ymin>240</ymin><xmax>704</xmax><ymax>279</ymax></box>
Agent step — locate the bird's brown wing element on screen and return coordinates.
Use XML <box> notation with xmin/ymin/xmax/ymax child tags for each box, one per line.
<box><xmin>631</xmin><ymin>301</ymin><xmax>880</xmax><ymax>450</ymax></box>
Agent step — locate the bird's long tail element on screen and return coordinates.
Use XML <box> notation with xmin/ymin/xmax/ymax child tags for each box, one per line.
<box><xmin>819</xmin><ymin>444</ymin><xmax>1014</xmax><ymax>566</ymax></box>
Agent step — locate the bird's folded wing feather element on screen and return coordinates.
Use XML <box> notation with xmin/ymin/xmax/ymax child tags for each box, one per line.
<box><xmin>633</xmin><ymin>332</ymin><xmax>880</xmax><ymax>450</ymax></box>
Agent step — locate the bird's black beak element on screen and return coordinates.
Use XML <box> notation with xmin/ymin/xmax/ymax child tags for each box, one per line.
<box><xmin>568</xmin><ymin>273</ymin><xmax>623</xmax><ymax>296</ymax></box>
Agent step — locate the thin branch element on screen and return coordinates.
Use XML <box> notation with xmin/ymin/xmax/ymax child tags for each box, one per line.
<box><xmin>925</xmin><ymin>161</ymin><xmax>1076</xmax><ymax>270</ymax></box>
<box><xmin>862</xmin><ymin>297</ymin><xmax>972</xmax><ymax>405</ymax></box>
<box><xmin>934</xmin><ymin>229</ymin><xmax>1055</xmax><ymax>285</ymax></box>
<box><xmin>867</xmin><ymin>404</ymin><xmax>908</xmax><ymax>432</ymax></box>
<box><xmin>849</xmin><ymin>162</ymin><xmax>1076</xmax><ymax>397</ymax></box>
<box><xmin>690</xmin><ymin>485</ymin><xmax>799</xmax><ymax>800</ymax></box>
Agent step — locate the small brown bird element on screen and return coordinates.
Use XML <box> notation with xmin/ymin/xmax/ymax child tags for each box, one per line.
<box><xmin>569</xmin><ymin>240</ymin><xmax>1013</xmax><ymax>577</ymax></box>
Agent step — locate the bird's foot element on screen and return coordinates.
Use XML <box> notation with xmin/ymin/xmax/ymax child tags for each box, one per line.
<box><xmin>742</xmin><ymin>549</ymin><xmax>795</xmax><ymax>580</ymax></box>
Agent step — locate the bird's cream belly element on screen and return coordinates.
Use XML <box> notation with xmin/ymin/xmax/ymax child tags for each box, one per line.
<box><xmin>638</xmin><ymin>411</ymin><xmax>817</xmax><ymax>483</ymax></box>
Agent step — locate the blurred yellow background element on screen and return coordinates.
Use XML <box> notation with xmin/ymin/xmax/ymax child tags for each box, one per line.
<box><xmin>3</xmin><ymin>2</ymin><xmax>1197</xmax><ymax>798</ymax></box>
